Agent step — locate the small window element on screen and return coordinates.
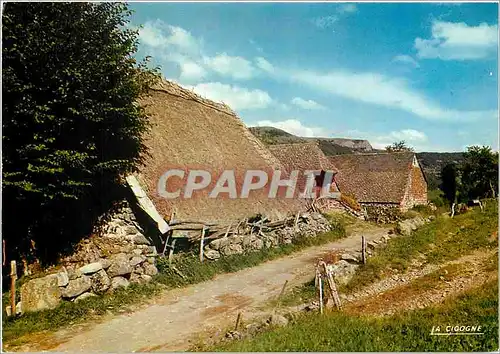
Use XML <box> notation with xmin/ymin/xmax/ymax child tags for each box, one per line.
<box><xmin>315</xmin><ymin>170</ymin><xmax>326</xmax><ymax>187</ymax></box>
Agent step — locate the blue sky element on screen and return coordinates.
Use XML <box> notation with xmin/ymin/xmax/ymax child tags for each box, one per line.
<box><xmin>130</xmin><ymin>2</ymin><xmax>498</xmax><ymax>152</ymax></box>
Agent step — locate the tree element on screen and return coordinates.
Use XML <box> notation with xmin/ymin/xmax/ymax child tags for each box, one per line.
<box><xmin>440</xmin><ymin>163</ymin><xmax>460</xmax><ymax>214</ymax></box>
<box><xmin>385</xmin><ymin>141</ymin><xmax>414</xmax><ymax>153</ymax></box>
<box><xmin>2</xmin><ymin>3</ymin><xmax>160</xmax><ymax>263</ymax></box>
<box><xmin>460</xmin><ymin>146</ymin><xmax>498</xmax><ymax>200</ymax></box>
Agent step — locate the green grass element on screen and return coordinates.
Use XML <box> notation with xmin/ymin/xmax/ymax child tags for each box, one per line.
<box><xmin>211</xmin><ymin>279</ymin><xmax>499</xmax><ymax>352</ymax></box>
<box><xmin>341</xmin><ymin>200</ymin><xmax>498</xmax><ymax>293</ymax></box>
<box><xmin>2</xmin><ymin>221</ymin><xmax>346</xmax><ymax>345</ymax></box>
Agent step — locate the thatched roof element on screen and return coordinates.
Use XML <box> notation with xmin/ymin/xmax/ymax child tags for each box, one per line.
<box><xmin>269</xmin><ymin>142</ymin><xmax>340</xmax><ymax>193</ymax></box>
<box><xmin>135</xmin><ymin>79</ymin><xmax>302</xmax><ymax>222</ymax></box>
<box><xmin>328</xmin><ymin>152</ymin><xmax>416</xmax><ymax>204</ymax></box>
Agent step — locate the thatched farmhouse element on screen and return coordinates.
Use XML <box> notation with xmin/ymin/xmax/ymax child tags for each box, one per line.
<box><xmin>268</xmin><ymin>142</ymin><xmax>340</xmax><ymax>200</ymax></box>
<box><xmin>135</xmin><ymin>80</ymin><xmax>302</xmax><ymax>222</ymax></box>
<box><xmin>328</xmin><ymin>152</ymin><xmax>428</xmax><ymax>211</ymax></box>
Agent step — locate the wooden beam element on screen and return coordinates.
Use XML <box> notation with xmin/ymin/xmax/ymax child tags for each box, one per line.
<box><xmin>125</xmin><ymin>175</ymin><xmax>170</xmax><ymax>234</ymax></box>
<box><xmin>199</xmin><ymin>227</ymin><xmax>206</xmax><ymax>263</ymax></box>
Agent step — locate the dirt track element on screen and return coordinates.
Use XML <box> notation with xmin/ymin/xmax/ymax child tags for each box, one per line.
<box><xmin>16</xmin><ymin>224</ymin><xmax>390</xmax><ymax>352</ymax></box>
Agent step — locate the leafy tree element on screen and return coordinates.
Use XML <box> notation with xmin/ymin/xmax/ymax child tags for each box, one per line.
<box><xmin>440</xmin><ymin>163</ymin><xmax>460</xmax><ymax>207</ymax></box>
<box><xmin>385</xmin><ymin>141</ymin><xmax>414</xmax><ymax>153</ymax></box>
<box><xmin>2</xmin><ymin>2</ymin><xmax>159</xmax><ymax>263</ymax></box>
<box><xmin>460</xmin><ymin>146</ymin><xmax>498</xmax><ymax>200</ymax></box>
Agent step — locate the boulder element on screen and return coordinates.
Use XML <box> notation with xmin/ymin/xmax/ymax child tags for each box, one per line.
<box><xmin>340</xmin><ymin>253</ymin><xmax>359</xmax><ymax>263</ymax></box>
<box><xmin>221</xmin><ymin>243</ymin><xmax>244</xmax><ymax>256</ymax></box>
<box><xmin>142</xmin><ymin>262</ymin><xmax>158</xmax><ymax>276</ymax></box>
<box><xmin>99</xmin><ymin>258</ymin><xmax>112</xmax><ymax>269</ymax></box>
<box><xmin>208</xmin><ymin>237</ymin><xmax>231</xmax><ymax>251</ymax></box>
<box><xmin>110</xmin><ymin>276</ymin><xmax>130</xmax><ymax>290</ymax></box>
<box><xmin>20</xmin><ymin>274</ymin><xmax>61</xmax><ymax>313</ymax></box>
<box><xmin>56</xmin><ymin>270</ymin><xmax>69</xmax><ymax>287</ymax></box>
<box><xmin>129</xmin><ymin>255</ymin><xmax>146</xmax><ymax>267</ymax></box>
<box><xmin>107</xmin><ymin>253</ymin><xmax>133</xmax><ymax>277</ymax></box>
<box><xmin>91</xmin><ymin>269</ymin><xmax>111</xmax><ymax>294</ymax></box>
<box><xmin>61</xmin><ymin>275</ymin><xmax>92</xmax><ymax>298</ymax></box>
<box><xmin>268</xmin><ymin>314</ymin><xmax>288</xmax><ymax>327</ymax></box>
<box><xmin>330</xmin><ymin>260</ymin><xmax>359</xmax><ymax>285</ymax></box>
<box><xmin>205</xmin><ymin>249</ymin><xmax>221</xmax><ymax>260</ymax></box>
<box><xmin>132</xmin><ymin>234</ymin><xmax>151</xmax><ymax>245</ymax></box>
<box><xmin>74</xmin><ymin>292</ymin><xmax>97</xmax><ymax>303</ymax></box>
<box><xmin>79</xmin><ymin>262</ymin><xmax>103</xmax><ymax>275</ymax></box>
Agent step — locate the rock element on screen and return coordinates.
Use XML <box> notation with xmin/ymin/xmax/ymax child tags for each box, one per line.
<box><xmin>144</xmin><ymin>246</ymin><xmax>158</xmax><ymax>256</ymax></box>
<box><xmin>129</xmin><ymin>255</ymin><xmax>146</xmax><ymax>267</ymax></box>
<box><xmin>245</xmin><ymin>323</ymin><xmax>261</xmax><ymax>335</ymax></box>
<box><xmin>107</xmin><ymin>253</ymin><xmax>133</xmax><ymax>277</ymax></box>
<box><xmin>79</xmin><ymin>262</ymin><xmax>103</xmax><ymax>275</ymax></box>
<box><xmin>250</xmin><ymin>238</ymin><xmax>264</xmax><ymax>250</ymax></box>
<box><xmin>61</xmin><ymin>276</ymin><xmax>92</xmax><ymax>298</ymax></box>
<box><xmin>367</xmin><ymin>241</ymin><xmax>378</xmax><ymax>250</ymax></box>
<box><xmin>91</xmin><ymin>269</ymin><xmax>111</xmax><ymax>294</ymax></box>
<box><xmin>225</xmin><ymin>330</ymin><xmax>242</xmax><ymax>340</ymax></box>
<box><xmin>141</xmin><ymin>274</ymin><xmax>152</xmax><ymax>282</ymax></box>
<box><xmin>67</xmin><ymin>268</ymin><xmax>83</xmax><ymax>280</ymax></box>
<box><xmin>132</xmin><ymin>234</ymin><xmax>151</xmax><ymax>245</ymax></box>
<box><xmin>99</xmin><ymin>258</ymin><xmax>112</xmax><ymax>269</ymax></box>
<box><xmin>205</xmin><ymin>249</ymin><xmax>221</xmax><ymax>260</ymax></box>
<box><xmin>110</xmin><ymin>276</ymin><xmax>130</xmax><ymax>290</ymax></box>
<box><xmin>268</xmin><ymin>314</ymin><xmax>289</xmax><ymax>327</ymax></box>
<box><xmin>132</xmin><ymin>249</ymin><xmax>143</xmax><ymax>256</ymax></box>
<box><xmin>330</xmin><ymin>260</ymin><xmax>359</xmax><ymax>285</ymax></box>
<box><xmin>129</xmin><ymin>273</ymin><xmax>147</xmax><ymax>284</ymax></box>
<box><xmin>56</xmin><ymin>270</ymin><xmax>69</xmax><ymax>287</ymax></box>
<box><xmin>15</xmin><ymin>301</ymin><xmax>22</xmax><ymax>315</ymax></box>
<box><xmin>208</xmin><ymin>237</ymin><xmax>231</xmax><ymax>251</ymax></box>
<box><xmin>221</xmin><ymin>243</ymin><xmax>244</xmax><ymax>256</ymax></box>
<box><xmin>340</xmin><ymin>253</ymin><xmax>359</xmax><ymax>263</ymax></box>
<box><xmin>74</xmin><ymin>292</ymin><xmax>97</xmax><ymax>303</ymax></box>
<box><xmin>134</xmin><ymin>265</ymin><xmax>145</xmax><ymax>274</ymax></box>
<box><xmin>142</xmin><ymin>262</ymin><xmax>158</xmax><ymax>276</ymax></box>
<box><xmin>146</xmin><ymin>257</ymin><xmax>156</xmax><ymax>264</ymax></box>
<box><xmin>20</xmin><ymin>274</ymin><xmax>61</xmax><ymax>312</ymax></box>
<box><xmin>123</xmin><ymin>225</ymin><xmax>139</xmax><ymax>235</ymax></box>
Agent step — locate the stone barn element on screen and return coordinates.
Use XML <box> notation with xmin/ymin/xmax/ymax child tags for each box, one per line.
<box><xmin>328</xmin><ymin>152</ymin><xmax>428</xmax><ymax>212</ymax></box>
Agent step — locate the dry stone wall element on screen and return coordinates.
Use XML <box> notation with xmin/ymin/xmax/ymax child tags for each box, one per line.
<box><xmin>20</xmin><ymin>201</ymin><xmax>159</xmax><ymax>313</ymax></box>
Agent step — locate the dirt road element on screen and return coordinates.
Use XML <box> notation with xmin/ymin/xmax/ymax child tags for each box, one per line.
<box><xmin>20</xmin><ymin>224</ymin><xmax>390</xmax><ymax>352</ymax></box>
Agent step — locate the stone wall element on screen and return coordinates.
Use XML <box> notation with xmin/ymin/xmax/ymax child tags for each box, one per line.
<box><xmin>362</xmin><ymin>203</ymin><xmax>403</xmax><ymax>223</ymax></box>
<box><xmin>203</xmin><ymin>212</ymin><xmax>334</xmax><ymax>260</ymax></box>
<box><xmin>20</xmin><ymin>201</ymin><xmax>159</xmax><ymax>313</ymax></box>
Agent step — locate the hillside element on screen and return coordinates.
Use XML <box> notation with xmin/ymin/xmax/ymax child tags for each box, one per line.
<box><xmin>249</xmin><ymin>126</ymin><xmax>464</xmax><ymax>190</ymax></box>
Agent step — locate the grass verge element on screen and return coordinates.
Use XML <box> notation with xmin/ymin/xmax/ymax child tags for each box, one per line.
<box><xmin>211</xmin><ymin>279</ymin><xmax>499</xmax><ymax>352</ymax></box>
<box><xmin>2</xmin><ymin>220</ymin><xmax>346</xmax><ymax>346</ymax></box>
<box><xmin>342</xmin><ymin>201</ymin><xmax>498</xmax><ymax>293</ymax></box>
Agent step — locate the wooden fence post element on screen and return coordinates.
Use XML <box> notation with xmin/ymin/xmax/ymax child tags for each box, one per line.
<box><xmin>199</xmin><ymin>226</ymin><xmax>206</xmax><ymax>263</ymax></box>
<box><xmin>10</xmin><ymin>260</ymin><xmax>17</xmax><ymax>316</ymax></box>
<box><xmin>318</xmin><ymin>275</ymin><xmax>323</xmax><ymax>314</ymax></box>
<box><xmin>362</xmin><ymin>235</ymin><xmax>366</xmax><ymax>264</ymax></box>
<box><xmin>234</xmin><ymin>312</ymin><xmax>242</xmax><ymax>331</ymax></box>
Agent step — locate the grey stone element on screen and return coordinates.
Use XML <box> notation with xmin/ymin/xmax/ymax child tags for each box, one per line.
<box><xmin>132</xmin><ymin>234</ymin><xmax>151</xmax><ymax>245</ymax></box>
<box><xmin>78</xmin><ymin>262</ymin><xmax>103</xmax><ymax>275</ymax></box>
<box><xmin>142</xmin><ymin>262</ymin><xmax>158</xmax><ymax>276</ymax></box>
<box><xmin>123</xmin><ymin>225</ymin><xmax>139</xmax><ymax>235</ymax></box>
<box><xmin>268</xmin><ymin>314</ymin><xmax>289</xmax><ymax>327</ymax></box>
<box><xmin>67</xmin><ymin>268</ymin><xmax>83</xmax><ymax>280</ymax></box>
<box><xmin>74</xmin><ymin>292</ymin><xmax>97</xmax><ymax>303</ymax></box>
<box><xmin>367</xmin><ymin>241</ymin><xmax>378</xmax><ymax>250</ymax></box>
<box><xmin>20</xmin><ymin>274</ymin><xmax>61</xmax><ymax>313</ymax></box>
<box><xmin>146</xmin><ymin>257</ymin><xmax>156</xmax><ymax>264</ymax></box>
<box><xmin>91</xmin><ymin>269</ymin><xmax>111</xmax><ymax>294</ymax></box>
<box><xmin>56</xmin><ymin>270</ymin><xmax>69</xmax><ymax>287</ymax></box>
<box><xmin>341</xmin><ymin>253</ymin><xmax>359</xmax><ymax>263</ymax></box>
<box><xmin>144</xmin><ymin>246</ymin><xmax>158</xmax><ymax>256</ymax></box>
<box><xmin>110</xmin><ymin>276</ymin><xmax>130</xmax><ymax>290</ymax></box>
<box><xmin>130</xmin><ymin>255</ymin><xmax>146</xmax><ymax>267</ymax></box>
<box><xmin>129</xmin><ymin>273</ymin><xmax>145</xmax><ymax>284</ymax></box>
<box><xmin>99</xmin><ymin>258</ymin><xmax>112</xmax><ymax>269</ymax></box>
<box><xmin>107</xmin><ymin>253</ymin><xmax>133</xmax><ymax>277</ymax></box>
<box><xmin>15</xmin><ymin>301</ymin><xmax>22</xmax><ymax>315</ymax></box>
<box><xmin>221</xmin><ymin>243</ymin><xmax>244</xmax><ymax>256</ymax></box>
<box><xmin>61</xmin><ymin>275</ymin><xmax>92</xmax><ymax>298</ymax></box>
<box><xmin>205</xmin><ymin>249</ymin><xmax>221</xmax><ymax>260</ymax></box>
<box><xmin>132</xmin><ymin>249</ymin><xmax>143</xmax><ymax>256</ymax></box>
<box><xmin>208</xmin><ymin>237</ymin><xmax>231</xmax><ymax>251</ymax></box>
<box><xmin>141</xmin><ymin>274</ymin><xmax>152</xmax><ymax>282</ymax></box>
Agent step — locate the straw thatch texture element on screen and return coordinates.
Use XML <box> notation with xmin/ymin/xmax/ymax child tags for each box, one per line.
<box><xmin>135</xmin><ymin>80</ymin><xmax>303</xmax><ymax>223</ymax></box>
<box><xmin>328</xmin><ymin>152</ymin><xmax>416</xmax><ymax>204</ymax></box>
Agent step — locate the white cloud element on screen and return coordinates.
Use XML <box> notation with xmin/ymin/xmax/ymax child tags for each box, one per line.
<box><xmin>254</xmin><ymin>119</ymin><xmax>329</xmax><ymax>137</ymax></box>
<box><xmin>139</xmin><ymin>20</ymin><xmax>201</xmax><ymax>55</ymax></box>
<box><xmin>312</xmin><ymin>4</ymin><xmax>357</xmax><ymax>30</ymax></box>
<box><xmin>287</xmin><ymin>68</ymin><xmax>496</xmax><ymax>122</ymax></box>
<box><xmin>203</xmin><ymin>53</ymin><xmax>256</xmax><ymax>80</ymax></box>
<box><xmin>255</xmin><ymin>57</ymin><xmax>275</xmax><ymax>74</ymax></box>
<box><xmin>415</xmin><ymin>20</ymin><xmax>498</xmax><ymax>60</ymax></box>
<box><xmin>188</xmin><ymin>82</ymin><xmax>272</xmax><ymax>110</ymax></box>
<box><xmin>290</xmin><ymin>97</ymin><xmax>326</xmax><ymax>110</ymax></box>
<box><xmin>392</xmin><ymin>54</ymin><xmax>420</xmax><ymax>68</ymax></box>
<box><xmin>343</xmin><ymin>129</ymin><xmax>437</xmax><ymax>151</ymax></box>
